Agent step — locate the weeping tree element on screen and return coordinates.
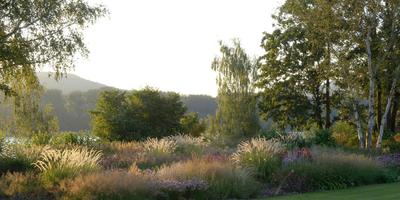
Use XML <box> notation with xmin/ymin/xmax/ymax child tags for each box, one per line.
<box><xmin>208</xmin><ymin>40</ymin><xmax>259</xmax><ymax>145</ymax></box>
<box><xmin>6</xmin><ymin>70</ymin><xmax>59</xmax><ymax>136</ymax></box>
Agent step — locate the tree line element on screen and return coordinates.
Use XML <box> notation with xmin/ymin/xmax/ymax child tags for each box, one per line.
<box><xmin>0</xmin><ymin>88</ymin><xmax>216</xmax><ymax>134</ymax></box>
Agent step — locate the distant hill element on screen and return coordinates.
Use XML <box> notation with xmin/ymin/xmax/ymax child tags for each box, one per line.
<box><xmin>181</xmin><ymin>95</ymin><xmax>217</xmax><ymax>118</ymax></box>
<box><xmin>37</xmin><ymin>72</ymin><xmax>110</xmax><ymax>94</ymax></box>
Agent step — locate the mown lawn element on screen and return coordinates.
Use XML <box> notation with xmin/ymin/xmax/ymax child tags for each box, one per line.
<box><xmin>263</xmin><ymin>182</ymin><xmax>400</xmax><ymax>200</ymax></box>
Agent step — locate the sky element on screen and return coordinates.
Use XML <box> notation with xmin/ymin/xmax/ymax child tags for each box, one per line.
<box><xmin>70</xmin><ymin>0</ymin><xmax>283</xmax><ymax>97</ymax></box>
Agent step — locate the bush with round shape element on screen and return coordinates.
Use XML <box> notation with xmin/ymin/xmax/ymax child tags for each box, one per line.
<box><xmin>331</xmin><ymin>121</ymin><xmax>358</xmax><ymax>148</ymax></box>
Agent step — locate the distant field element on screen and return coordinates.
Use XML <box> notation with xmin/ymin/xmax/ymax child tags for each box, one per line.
<box><xmin>263</xmin><ymin>182</ymin><xmax>400</xmax><ymax>200</ymax></box>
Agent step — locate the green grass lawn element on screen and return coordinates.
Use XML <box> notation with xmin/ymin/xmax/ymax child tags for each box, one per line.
<box><xmin>263</xmin><ymin>182</ymin><xmax>400</xmax><ymax>200</ymax></box>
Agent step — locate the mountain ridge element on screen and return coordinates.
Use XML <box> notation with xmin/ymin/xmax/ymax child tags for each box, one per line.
<box><xmin>37</xmin><ymin>72</ymin><xmax>111</xmax><ymax>94</ymax></box>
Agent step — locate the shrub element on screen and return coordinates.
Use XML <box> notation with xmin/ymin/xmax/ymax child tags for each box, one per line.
<box><xmin>382</xmin><ymin>134</ymin><xmax>400</xmax><ymax>153</ymax></box>
<box><xmin>33</xmin><ymin>146</ymin><xmax>102</xmax><ymax>186</ymax></box>
<box><xmin>394</xmin><ymin>133</ymin><xmax>400</xmax><ymax>143</ymax></box>
<box><xmin>91</xmin><ymin>88</ymin><xmax>187</xmax><ymax>141</ymax></box>
<box><xmin>0</xmin><ymin>172</ymin><xmax>49</xmax><ymax>200</ymax></box>
<box><xmin>50</xmin><ymin>131</ymin><xmax>100</xmax><ymax>148</ymax></box>
<box><xmin>331</xmin><ymin>121</ymin><xmax>358</xmax><ymax>148</ymax></box>
<box><xmin>180</xmin><ymin>112</ymin><xmax>206</xmax><ymax>137</ymax></box>
<box><xmin>279</xmin><ymin>132</ymin><xmax>309</xmax><ymax>150</ymax></box>
<box><xmin>168</xmin><ymin>135</ymin><xmax>208</xmax><ymax>156</ymax></box>
<box><xmin>156</xmin><ymin>159</ymin><xmax>261</xmax><ymax>199</ymax></box>
<box><xmin>276</xmin><ymin>147</ymin><xmax>392</xmax><ymax>193</ymax></box>
<box><xmin>310</xmin><ymin>129</ymin><xmax>336</xmax><ymax>146</ymax></box>
<box><xmin>31</xmin><ymin>132</ymin><xmax>52</xmax><ymax>145</ymax></box>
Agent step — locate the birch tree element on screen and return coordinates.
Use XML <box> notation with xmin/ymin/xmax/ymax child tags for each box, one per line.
<box><xmin>210</xmin><ymin>40</ymin><xmax>259</xmax><ymax>144</ymax></box>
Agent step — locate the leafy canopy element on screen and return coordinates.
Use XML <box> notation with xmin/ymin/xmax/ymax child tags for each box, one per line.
<box><xmin>0</xmin><ymin>0</ymin><xmax>107</xmax><ymax>95</ymax></box>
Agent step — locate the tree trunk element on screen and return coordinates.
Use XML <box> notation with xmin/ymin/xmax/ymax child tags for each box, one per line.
<box><xmin>365</xmin><ymin>27</ymin><xmax>375</xmax><ymax>150</ymax></box>
<box><xmin>390</xmin><ymin>92</ymin><xmax>399</xmax><ymax>132</ymax></box>
<box><xmin>354</xmin><ymin>101</ymin><xmax>365</xmax><ymax>149</ymax></box>
<box><xmin>377</xmin><ymin>76</ymin><xmax>397</xmax><ymax>149</ymax></box>
<box><xmin>315</xmin><ymin>96</ymin><xmax>323</xmax><ymax>129</ymax></box>
<box><xmin>325</xmin><ymin>42</ymin><xmax>331</xmax><ymax>129</ymax></box>
<box><xmin>377</xmin><ymin>79</ymin><xmax>382</xmax><ymax>129</ymax></box>
<box><xmin>325</xmin><ymin>79</ymin><xmax>331</xmax><ymax>128</ymax></box>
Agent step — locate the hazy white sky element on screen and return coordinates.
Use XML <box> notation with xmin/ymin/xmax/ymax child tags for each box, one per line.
<box><xmin>71</xmin><ymin>0</ymin><xmax>283</xmax><ymax>96</ymax></box>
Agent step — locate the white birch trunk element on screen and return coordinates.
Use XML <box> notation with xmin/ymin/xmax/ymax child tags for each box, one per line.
<box><xmin>354</xmin><ymin>101</ymin><xmax>365</xmax><ymax>149</ymax></box>
<box><xmin>376</xmin><ymin>73</ymin><xmax>398</xmax><ymax>149</ymax></box>
<box><xmin>365</xmin><ymin>27</ymin><xmax>375</xmax><ymax>150</ymax></box>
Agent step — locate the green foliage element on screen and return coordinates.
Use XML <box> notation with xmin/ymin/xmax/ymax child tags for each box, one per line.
<box><xmin>232</xmin><ymin>138</ymin><xmax>284</xmax><ymax>180</ymax></box>
<box><xmin>31</xmin><ymin>132</ymin><xmax>52</xmax><ymax>145</ymax></box>
<box><xmin>11</xmin><ymin>81</ymin><xmax>60</xmax><ymax>136</ymax></box>
<box><xmin>257</xmin><ymin>0</ymin><xmax>340</xmax><ymax>129</ymax></box>
<box><xmin>50</xmin><ymin>131</ymin><xmax>100</xmax><ymax>148</ymax></box>
<box><xmin>309</xmin><ymin>129</ymin><xmax>336</xmax><ymax>147</ymax></box>
<box><xmin>382</xmin><ymin>133</ymin><xmax>400</xmax><ymax>153</ymax></box>
<box><xmin>180</xmin><ymin>112</ymin><xmax>206</xmax><ymax>137</ymax></box>
<box><xmin>210</xmin><ymin>40</ymin><xmax>260</xmax><ymax>144</ymax></box>
<box><xmin>0</xmin><ymin>0</ymin><xmax>107</xmax><ymax>95</ymax></box>
<box><xmin>91</xmin><ymin>88</ymin><xmax>187</xmax><ymax>141</ymax></box>
<box><xmin>276</xmin><ymin>147</ymin><xmax>392</xmax><ymax>193</ymax></box>
<box><xmin>331</xmin><ymin>121</ymin><xmax>359</xmax><ymax>148</ymax></box>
